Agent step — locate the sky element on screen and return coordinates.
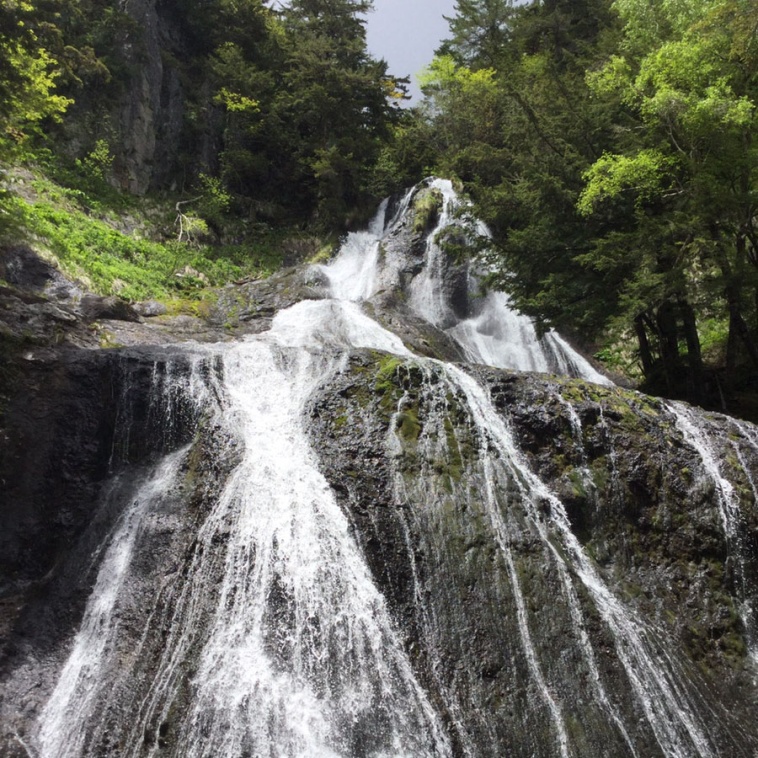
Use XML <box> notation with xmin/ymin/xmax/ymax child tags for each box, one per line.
<box><xmin>364</xmin><ymin>0</ymin><xmax>458</xmax><ymax>104</ymax></box>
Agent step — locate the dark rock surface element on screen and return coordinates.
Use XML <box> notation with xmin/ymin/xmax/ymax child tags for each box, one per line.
<box><xmin>0</xmin><ymin>346</ymin><xmax>202</xmax><ymax>583</ymax></box>
<box><xmin>0</xmin><ymin>341</ymin><xmax>234</xmax><ymax>755</ymax></box>
<box><xmin>0</xmin><ymin>245</ymin><xmax>83</xmax><ymax>301</ymax></box>
<box><xmin>308</xmin><ymin>354</ymin><xmax>758</xmax><ymax>756</ymax></box>
<box><xmin>78</xmin><ymin>294</ymin><xmax>142</xmax><ymax>323</ymax></box>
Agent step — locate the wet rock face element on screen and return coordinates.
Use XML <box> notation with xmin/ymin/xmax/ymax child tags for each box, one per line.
<box><xmin>485</xmin><ymin>372</ymin><xmax>756</xmax><ymax>667</ymax></box>
<box><xmin>3</xmin><ymin>238</ymin><xmax>758</xmax><ymax>753</ymax></box>
<box><xmin>0</xmin><ymin>344</ymin><xmax>238</xmax><ymax>755</ymax></box>
<box><xmin>2</xmin><ymin>343</ymin><xmax>758</xmax><ymax>756</ymax></box>
<box><xmin>206</xmin><ymin>266</ymin><xmax>326</xmax><ymax>335</ymax></box>
<box><xmin>308</xmin><ymin>355</ymin><xmax>758</xmax><ymax>756</ymax></box>
<box><xmin>0</xmin><ymin>347</ymin><xmax>198</xmax><ymax>585</ymax></box>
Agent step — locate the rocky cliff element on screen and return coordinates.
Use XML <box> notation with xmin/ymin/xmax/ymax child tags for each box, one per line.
<box><xmin>60</xmin><ymin>0</ymin><xmax>217</xmax><ymax>194</ymax></box>
<box><xmin>1</xmin><ymin>182</ymin><xmax>758</xmax><ymax>756</ymax></box>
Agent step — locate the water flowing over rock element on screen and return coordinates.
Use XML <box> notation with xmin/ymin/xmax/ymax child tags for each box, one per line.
<box><xmin>2</xmin><ymin>180</ymin><xmax>758</xmax><ymax>757</ymax></box>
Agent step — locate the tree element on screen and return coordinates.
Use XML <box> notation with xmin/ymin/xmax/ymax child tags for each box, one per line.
<box><xmin>437</xmin><ymin>0</ymin><xmax>515</xmax><ymax>69</ymax></box>
<box><xmin>417</xmin><ymin>0</ymin><xmax>758</xmax><ymax>410</ymax></box>
<box><xmin>270</xmin><ymin>0</ymin><xmax>405</xmax><ymax>226</ymax></box>
<box><xmin>0</xmin><ymin>0</ymin><xmax>71</xmax><ymax>160</ymax></box>
<box><xmin>578</xmin><ymin>0</ymin><xmax>758</xmax><ymax>399</ymax></box>
<box><xmin>421</xmin><ymin>0</ymin><xmax>622</xmax><ymax>340</ymax></box>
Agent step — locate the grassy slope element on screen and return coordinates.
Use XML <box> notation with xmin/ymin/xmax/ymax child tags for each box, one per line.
<box><xmin>0</xmin><ymin>165</ymin><xmax>322</xmax><ymax>307</ymax></box>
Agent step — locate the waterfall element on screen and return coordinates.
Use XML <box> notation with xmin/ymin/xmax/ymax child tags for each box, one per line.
<box><xmin>25</xmin><ymin>180</ymin><xmax>757</xmax><ymax>757</ymax></box>
<box><xmin>670</xmin><ymin>403</ymin><xmax>758</xmax><ymax>659</ymax></box>
<box><xmin>38</xmin><ymin>449</ymin><xmax>191</xmax><ymax>758</ymax></box>
<box><xmin>321</xmin><ymin>177</ymin><xmax>611</xmax><ymax>384</ymax></box>
<box><xmin>385</xmin><ymin>364</ymin><xmax>716</xmax><ymax>757</ymax></box>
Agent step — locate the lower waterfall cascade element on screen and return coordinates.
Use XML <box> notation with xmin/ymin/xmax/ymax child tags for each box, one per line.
<box><xmin>2</xmin><ymin>179</ymin><xmax>758</xmax><ymax>757</ymax></box>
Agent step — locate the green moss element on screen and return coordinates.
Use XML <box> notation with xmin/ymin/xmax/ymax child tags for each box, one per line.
<box><xmin>620</xmin><ymin>580</ymin><xmax>644</xmax><ymax>600</ymax></box>
<box><xmin>163</xmin><ymin>297</ymin><xmax>207</xmax><ymax>317</ymax></box>
<box><xmin>98</xmin><ymin>330</ymin><xmax>123</xmax><ymax>349</ymax></box>
<box><xmin>306</xmin><ymin>235</ymin><xmax>339</xmax><ymax>264</ymax></box>
<box><xmin>395</xmin><ymin>407</ymin><xmax>421</xmax><ymax>443</ymax></box>
<box><xmin>589</xmin><ymin>458</ymin><xmax>610</xmax><ymax>491</ymax></box>
<box><xmin>412</xmin><ymin>187</ymin><xmax>443</xmax><ymax>234</ymax></box>
<box><xmin>568</xmin><ymin>468</ymin><xmax>589</xmax><ymax>498</ymax></box>
<box><xmin>443</xmin><ymin>415</ymin><xmax>465</xmax><ymax>482</ymax></box>
<box><xmin>374</xmin><ymin>355</ymin><xmax>403</xmax><ymax>395</ymax></box>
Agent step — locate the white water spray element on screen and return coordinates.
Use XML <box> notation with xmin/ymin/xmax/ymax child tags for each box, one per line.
<box><xmin>32</xmin><ymin>181</ymin><xmax>751</xmax><ymax>758</ymax></box>
<box><xmin>321</xmin><ymin>178</ymin><xmax>611</xmax><ymax>384</ymax></box>
<box><xmin>38</xmin><ymin>449</ymin><xmax>190</xmax><ymax>758</ymax></box>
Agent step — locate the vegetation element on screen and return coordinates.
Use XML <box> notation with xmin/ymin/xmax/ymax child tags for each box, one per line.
<box><xmin>388</xmin><ymin>0</ymin><xmax>758</xmax><ymax>414</ymax></box>
<box><xmin>0</xmin><ymin>168</ymin><xmax>309</xmax><ymax>301</ymax></box>
<box><xmin>0</xmin><ymin>0</ymin><xmax>407</xmax><ymax>300</ymax></box>
<box><xmin>2</xmin><ymin>0</ymin><xmax>758</xmax><ymax>414</ymax></box>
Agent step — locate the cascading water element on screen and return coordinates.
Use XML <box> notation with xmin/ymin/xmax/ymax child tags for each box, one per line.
<box><xmin>38</xmin><ymin>449</ymin><xmax>191</xmax><ymax>758</ymax></box>
<box><xmin>670</xmin><ymin>403</ymin><xmax>758</xmax><ymax>659</ymax></box>
<box><xmin>320</xmin><ymin>177</ymin><xmax>611</xmax><ymax>384</ymax></box>
<box><xmin>13</xmin><ymin>179</ymin><xmax>758</xmax><ymax>757</ymax></box>
<box><xmin>382</xmin><ymin>364</ymin><xmax>719</xmax><ymax>757</ymax></box>
<box><xmin>34</xmin><ymin>302</ymin><xmax>448</xmax><ymax>758</ymax></box>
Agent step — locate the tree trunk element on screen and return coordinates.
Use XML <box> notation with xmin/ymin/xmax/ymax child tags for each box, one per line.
<box><xmin>634</xmin><ymin>314</ymin><xmax>654</xmax><ymax>376</ymax></box>
<box><xmin>678</xmin><ymin>297</ymin><xmax>704</xmax><ymax>404</ymax></box>
<box><xmin>655</xmin><ymin>300</ymin><xmax>680</xmax><ymax>395</ymax></box>
<box><xmin>714</xmin><ymin>239</ymin><xmax>758</xmax><ymax>374</ymax></box>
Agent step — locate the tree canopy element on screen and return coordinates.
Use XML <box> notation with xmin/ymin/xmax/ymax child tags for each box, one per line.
<box><xmin>395</xmin><ymin>0</ymin><xmax>758</xmax><ymax>412</ymax></box>
<box><xmin>0</xmin><ymin>0</ymin><xmax>407</xmax><ymax>229</ymax></box>
<box><xmin>4</xmin><ymin>0</ymin><xmax>758</xmax><ymax>413</ymax></box>
<box><xmin>0</xmin><ymin>0</ymin><xmax>72</xmax><ymax>159</ymax></box>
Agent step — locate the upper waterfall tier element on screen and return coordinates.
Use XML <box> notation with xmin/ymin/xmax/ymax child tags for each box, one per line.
<box><xmin>319</xmin><ymin>178</ymin><xmax>611</xmax><ymax>385</ymax></box>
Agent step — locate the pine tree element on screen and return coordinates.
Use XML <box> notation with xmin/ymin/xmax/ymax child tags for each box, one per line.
<box><xmin>272</xmin><ymin>0</ymin><xmax>404</xmax><ymax>226</ymax></box>
<box><xmin>437</xmin><ymin>0</ymin><xmax>515</xmax><ymax>68</ymax></box>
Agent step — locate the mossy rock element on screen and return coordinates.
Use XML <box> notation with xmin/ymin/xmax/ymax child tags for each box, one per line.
<box><xmin>411</xmin><ymin>187</ymin><xmax>444</xmax><ymax>235</ymax></box>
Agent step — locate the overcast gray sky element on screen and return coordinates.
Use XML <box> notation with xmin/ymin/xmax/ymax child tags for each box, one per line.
<box><xmin>364</xmin><ymin>0</ymin><xmax>458</xmax><ymax>104</ymax></box>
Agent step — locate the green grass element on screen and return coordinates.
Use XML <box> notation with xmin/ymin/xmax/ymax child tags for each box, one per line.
<box><xmin>0</xmin><ymin>169</ymin><xmax>290</xmax><ymax>302</ymax></box>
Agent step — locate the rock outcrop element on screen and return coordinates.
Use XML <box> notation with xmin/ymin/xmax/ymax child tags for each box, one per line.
<box><xmin>2</xmin><ymin>185</ymin><xmax>758</xmax><ymax>757</ymax></box>
<box><xmin>309</xmin><ymin>354</ymin><xmax>758</xmax><ymax>756</ymax></box>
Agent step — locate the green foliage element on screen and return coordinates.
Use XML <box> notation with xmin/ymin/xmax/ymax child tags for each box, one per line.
<box><xmin>410</xmin><ymin>0</ymin><xmax>758</xmax><ymax>411</ymax></box>
<box><xmin>437</xmin><ymin>0</ymin><xmax>515</xmax><ymax>68</ymax></box>
<box><xmin>412</xmin><ymin>187</ymin><xmax>444</xmax><ymax>234</ymax></box>
<box><xmin>1</xmin><ymin>0</ymin><xmax>411</xmax><ymax>237</ymax></box>
<box><xmin>0</xmin><ymin>171</ymin><xmax>285</xmax><ymax>301</ymax></box>
<box><xmin>167</xmin><ymin>0</ymin><xmax>407</xmax><ymax>230</ymax></box>
<box><xmin>76</xmin><ymin>139</ymin><xmax>113</xmax><ymax>182</ymax></box>
<box><xmin>577</xmin><ymin>150</ymin><xmax>675</xmax><ymax>215</ymax></box>
<box><xmin>418</xmin><ymin>56</ymin><xmax>500</xmax><ymax>148</ymax></box>
<box><xmin>195</xmin><ymin>173</ymin><xmax>232</xmax><ymax>228</ymax></box>
<box><xmin>0</xmin><ymin>0</ymin><xmax>72</xmax><ymax>158</ymax></box>
<box><xmin>265</xmin><ymin>0</ymin><xmax>405</xmax><ymax>227</ymax></box>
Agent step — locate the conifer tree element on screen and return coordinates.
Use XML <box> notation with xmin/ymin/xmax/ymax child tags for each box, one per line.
<box><xmin>437</xmin><ymin>0</ymin><xmax>514</xmax><ymax>68</ymax></box>
<box><xmin>273</xmin><ymin>0</ymin><xmax>404</xmax><ymax>226</ymax></box>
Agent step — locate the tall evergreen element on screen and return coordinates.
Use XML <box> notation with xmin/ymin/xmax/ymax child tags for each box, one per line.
<box><xmin>437</xmin><ymin>0</ymin><xmax>515</xmax><ymax>68</ymax></box>
<box><xmin>275</xmin><ymin>0</ymin><xmax>403</xmax><ymax>226</ymax></box>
